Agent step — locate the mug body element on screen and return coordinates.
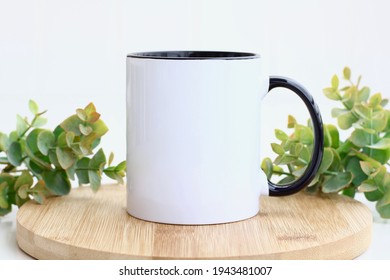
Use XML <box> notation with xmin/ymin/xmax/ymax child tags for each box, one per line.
<box><xmin>126</xmin><ymin>51</ymin><xmax>268</xmax><ymax>224</ymax></box>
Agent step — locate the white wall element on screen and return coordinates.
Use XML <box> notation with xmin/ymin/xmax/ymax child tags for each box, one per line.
<box><xmin>1</xmin><ymin>0</ymin><xmax>389</xmax><ymax>174</ymax></box>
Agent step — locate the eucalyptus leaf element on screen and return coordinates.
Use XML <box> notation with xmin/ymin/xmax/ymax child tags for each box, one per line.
<box><xmin>33</xmin><ymin>117</ymin><xmax>47</xmax><ymax>128</ymax></box>
<box><xmin>16</xmin><ymin>115</ymin><xmax>28</xmax><ymax>136</ymax></box>
<box><xmin>75</xmin><ymin>157</ymin><xmax>91</xmax><ymax>184</ymax></box>
<box><xmin>343</xmin><ymin>67</ymin><xmax>351</xmax><ymax>80</ymax></box>
<box><xmin>42</xmin><ymin>170</ymin><xmax>71</xmax><ymax>196</ymax></box>
<box><xmin>28</xmin><ymin>100</ymin><xmax>39</xmax><ymax>115</ymax></box>
<box><xmin>337</xmin><ymin>112</ymin><xmax>358</xmax><ymax>130</ymax></box>
<box><xmin>271</xmin><ymin>143</ymin><xmax>284</xmax><ymax>155</ymax></box>
<box><xmin>7</xmin><ymin>141</ymin><xmax>23</xmax><ymax>166</ymax></box>
<box><xmin>322</xmin><ymin>172</ymin><xmax>352</xmax><ymax>193</ymax></box>
<box><xmin>89</xmin><ymin>170</ymin><xmax>101</xmax><ymax>192</ymax></box>
<box><xmin>376</xmin><ymin>190</ymin><xmax>390</xmax><ymax>218</ymax></box>
<box><xmin>331</xmin><ymin>74</ymin><xmax>339</xmax><ymax>90</ymax></box>
<box><xmin>261</xmin><ymin>158</ymin><xmax>273</xmax><ymax>179</ymax></box>
<box><xmin>37</xmin><ymin>130</ymin><xmax>55</xmax><ymax>156</ymax></box>
<box><xmin>275</xmin><ymin>129</ymin><xmax>288</xmax><ymax>141</ymax></box>
<box><xmin>323</xmin><ymin>87</ymin><xmax>340</xmax><ymax>101</ymax></box>
<box><xmin>287</xmin><ymin>115</ymin><xmax>297</xmax><ymax>128</ymax></box>
<box><xmin>56</xmin><ymin>147</ymin><xmax>76</xmax><ymax>169</ymax></box>
<box><xmin>318</xmin><ymin>148</ymin><xmax>333</xmax><ymax>173</ymax></box>
<box><xmin>367</xmin><ymin>138</ymin><xmax>390</xmax><ymax>150</ymax></box>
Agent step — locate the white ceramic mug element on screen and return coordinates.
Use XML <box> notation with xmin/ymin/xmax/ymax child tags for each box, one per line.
<box><xmin>126</xmin><ymin>51</ymin><xmax>323</xmax><ymax>225</ymax></box>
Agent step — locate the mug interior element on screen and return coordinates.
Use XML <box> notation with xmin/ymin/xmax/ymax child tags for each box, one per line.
<box><xmin>127</xmin><ymin>51</ymin><xmax>259</xmax><ymax>60</ymax></box>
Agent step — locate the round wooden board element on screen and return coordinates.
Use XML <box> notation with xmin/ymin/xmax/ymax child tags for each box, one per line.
<box><xmin>16</xmin><ymin>184</ymin><xmax>372</xmax><ymax>259</ymax></box>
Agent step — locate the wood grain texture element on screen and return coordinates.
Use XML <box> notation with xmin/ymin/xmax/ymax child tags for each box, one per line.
<box><xmin>16</xmin><ymin>184</ymin><xmax>372</xmax><ymax>259</ymax></box>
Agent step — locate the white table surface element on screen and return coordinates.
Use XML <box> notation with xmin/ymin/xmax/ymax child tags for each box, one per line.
<box><xmin>1</xmin><ymin>200</ymin><xmax>390</xmax><ymax>260</ymax></box>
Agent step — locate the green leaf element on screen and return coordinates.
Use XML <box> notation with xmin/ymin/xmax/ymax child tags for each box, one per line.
<box><xmin>89</xmin><ymin>148</ymin><xmax>106</xmax><ymax>170</ymax></box>
<box><xmin>28</xmin><ymin>100</ymin><xmax>39</xmax><ymax>115</ymax></box>
<box><xmin>0</xmin><ymin>174</ymin><xmax>15</xmax><ymax>186</ymax></box>
<box><xmin>342</xmin><ymin>87</ymin><xmax>357</xmax><ymax>109</ymax></box>
<box><xmin>37</xmin><ymin>130</ymin><xmax>55</xmax><ymax>156</ymax></box>
<box><xmin>56</xmin><ymin>147</ymin><xmax>76</xmax><ymax>169</ymax></box>
<box><xmin>294</xmin><ymin>124</ymin><xmax>313</xmax><ymax>145</ymax></box>
<box><xmin>275</xmin><ymin>129</ymin><xmax>288</xmax><ymax>141</ymax></box>
<box><xmin>354</xmin><ymin>104</ymin><xmax>371</xmax><ymax>120</ymax></box>
<box><xmin>331</xmin><ymin>108</ymin><xmax>348</xmax><ymax>118</ymax></box>
<box><xmin>358</xmin><ymin>87</ymin><xmax>370</xmax><ymax>102</ymax></box>
<box><xmin>376</xmin><ymin>190</ymin><xmax>390</xmax><ymax>218</ymax></box>
<box><xmin>271</xmin><ymin>143</ymin><xmax>284</xmax><ymax>155</ymax></box>
<box><xmin>358</xmin><ymin>183</ymin><xmax>377</xmax><ymax>192</ymax></box>
<box><xmin>7</xmin><ymin>141</ymin><xmax>23</xmax><ymax>166</ymax></box>
<box><xmin>327</xmin><ymin>124</ymin><xmax>339</xmax><ymax>148</ymax></box>
<box><xmin>17</xmin><ymin>184</ymin><xmax>30</xmax><ymax>200</ymax></box>
<box><xmin>363</xmin><ymin>147</ymin><xmax>390</xmax><ymax>165</ymax></box>
<box><xmin>16</xmin><ymin>114</ymin><xmax>28</xmax><ymax>136</ymax></box>
<box><xmin>15</xmin><ymin>171</ymin><xmax>33</xmax><ymax>189</ymax></box>
<box><xmin>342</xmin><ymin>186</ymin><xmax>356</xmax><ymax>198</ymax></box>
<box><xmin>292</xmin><ymin>166</ymin><xmax>306</xmax><ymax>177</ymax></box>
<box><xmin>322</xmin><ymin>172</ymin><xmax>353</xmax><ymax>193</ymax></box>
<box><xmin>66</xmin><ymin>132</ymin><xmax>75</xmax><ymax>147</ymax></box>
<box><xmin>88</xmin><ymin>170</ymin><xmax>101</xmax><ymax>192</ymax></box>
<box><xmin>365</xmin><ymin>188</ymin><xmax>384</xmax><ymax>201</ymax></box>
<box><xmin>287</xmin><ymin>115</ymin><xmax>296</xmax><ymax>128</ymax></box>
<box><xmin>108</xmin><ymin>152</ymin><xmax>114</xmax><ymax>166</ymax></box>
<box><xmin>115</xmin><ymin>161</ymin><xmax>126</xmax><ymax>172</ymax></box>
<box><xmin>261</xmin><ymin>158</ymin><xmax>273</xmax><ymax>179</ymax></box>
<box><xmin>32</xmin><ymin>116</ymin><xmax>47</xmax><ymax>128</ymax></box>
<box><xmin>278</xmin><ymin>176</ymin><xmax>295</xmax><ymax>184</ymax></box>
<box><xmin>48</xmin><ymin>150</ymin><xmax>61</xmax><ymax>168</ymax></box>
<box><xmin>274</xmin><ymin>154</ymin><xmax>296</xmax><ymax>165</ymax></box>
<box><xmin>346</xmin><ymin>157</ymin><xmax>367</xmax><ymax>186</ymax></box>
<box><xmin>380</xmin><ymin>98</ymin><xmax>388</xmax><ymax>107</ymax></box>
<box><xmin>371</xmin><ymin>111</ymin><xmax>387</xmax><ymax>132</ymax></box>
<box><xmin>337</xmin><ymin>112</ymin><xmax>358</xmax><ymax>130</ymax></box>
<box><xmin>79</xmin><ymin>124</ymin><xmax>93</xmax><ymax>136</ymax></box>
<box><xmin>323</xmin><ymin>87</ymin><xmax>341</xmax><ymax>101</ymax></box>
<box><xmin>299</xmin><ymin>146</ymin><xmax>311</xmax><ymax>163</ymax></box>
<box><xmin>87</xmin><ymin>112</ymin><xmax>101</xmax><ymax>123</ymax></box>
<box><xmin>76</xmin><ymin>109</ymin><xmax>88</xmax><ymax>121</ymax></box>
<box><xmin>28</xmin><ymin>160</ymin><xmax>44</xmax><ymax>175</ymax></box>
<box><xmin>0</xmin><ymin>182</ymin><xmax>10</xmax><ymax>209</ymax></box>
<box><xmin>90</xmin><ymin>119</ymin><xmax>108</xmax><ymax>137</ymax></box>
<box><xmin>349</xmin><ymin>129</ymin><xmax>371</xmax><ymax>147</ymax></box>
<box><xmin>103</xmin><ymin>170</ymin><xmax>124</xmax><ymax>184</ymax></box>
<box><xmin>367</xmin><ymin>138</ymin><xmax>390</xmax><ymax>150</ymax></box>
<box><xmin>359</xmin><ymin>161</ymin><xmax>375</xmax><ymax>176</ymax></box>
<box><xmin>328</xmin><ymin>148</ymin><xmax>341</xmax><ymax>171</ymax></box>
<box><xmin>26</xmin><ymin>128</ymin><xmax>43</xmax><ymax>154</ymax></box>
<box><xmin>0</xmin><ymin>132</ymin><xmax>9</xmax><ymax>151</ymax></box>
<box><xmin>76</xmin><ymin>158</ymin><xmax>91</xmax><ymax>184</ymax></box>
<box><xmin>369</xmin><ymin>93</ymin><xmax>382</xmax><ymax>107</ymax></box>
<box><xmin>331</xmin><ymin>74</ymin><xmax>339</xmax><ymax>90</ymax></box>
<box><xmin>84</xmin><ymin>103</ymin><xmax>97</xmax><ymax>115</ymax></box>
<box><xmin>318</xmin><ymin>148</ymin><xmax>334</xmax><ymax>173</ymax></box>
<box><xmin>66</xmin><ymin>162</ymin><xmax>77</xmax><ymax>181</ymax></box>
<box><xmin>60</xmin><ymin>115</ymin><xmax>83</xmax><ymax>136</ymax></box>
<box><xmin>42</xmin><ymin>170</ymin><xmax>71</xmax><ymax>195</ymax></box>
<box><xmin>343</xmin><ymin>67</ymin><xmax>351</xmax><ymax>80</ymax></box>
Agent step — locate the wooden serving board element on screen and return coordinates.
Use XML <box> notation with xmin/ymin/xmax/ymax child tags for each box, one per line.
<box><xmin>16</xmin><ymin>184</ymin><xmax>372</xmax><ymax>259</ymax></box>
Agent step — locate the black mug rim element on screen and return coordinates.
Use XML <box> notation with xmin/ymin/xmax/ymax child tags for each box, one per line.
<box><xmin>127</xmin><ymin>51</ymin><xmax>260</xmax><ymax>60</ymax></box>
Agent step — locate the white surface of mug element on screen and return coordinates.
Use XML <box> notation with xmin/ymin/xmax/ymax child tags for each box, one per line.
<box><xmin>126</xmin><ymin>51</ymin><xmax>323</xmax><ymax>225</ymax></box>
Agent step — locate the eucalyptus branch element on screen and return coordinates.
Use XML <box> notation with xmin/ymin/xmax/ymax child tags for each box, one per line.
<box><xmin>0</xmin><ymin>101</ymin><xmax>126</xmax><ymax>217</ymax></box>
<box><xmin>262</xmin><ymin>67</ymin><xmax>390</xmax><ymax>218</ymax></box>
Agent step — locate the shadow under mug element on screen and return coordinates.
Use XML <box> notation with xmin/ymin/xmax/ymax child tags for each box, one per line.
<box><xmin>126</xmin><ymin>51</ymin><xmax>324</xmax><ymax>225</ymax></box>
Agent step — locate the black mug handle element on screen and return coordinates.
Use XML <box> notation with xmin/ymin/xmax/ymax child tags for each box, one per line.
<box><xmin>267</xmin><ymin>77</ymin><xmax>324</xmax><ymax>196</ymax></box>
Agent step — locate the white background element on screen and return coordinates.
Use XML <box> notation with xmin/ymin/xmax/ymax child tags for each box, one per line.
<box><xmin>1</xmin><ymin>0</ymin><xmax>390</xmax><ymax>168</ymax></box>
<box><xmin>1</xmin><ymin>0</ymin><xmax>390</xmax><ymax>260</ymax></box>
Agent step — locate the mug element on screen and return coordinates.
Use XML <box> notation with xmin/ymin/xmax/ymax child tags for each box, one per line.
<box><xmin>126</xmin><ymin>51</ymin><xmax>323</xmax><ymax>225</ymax></box>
